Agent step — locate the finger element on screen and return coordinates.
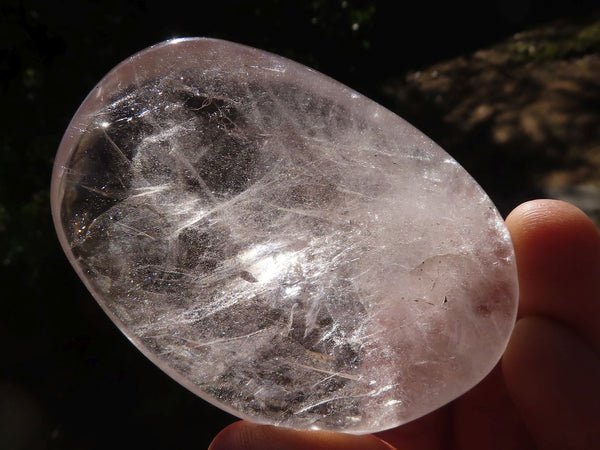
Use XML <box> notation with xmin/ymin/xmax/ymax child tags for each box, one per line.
<box><xmin>505</xmin><ymin>199</ymin><xmax>600</xmax><ymax>349</ymax></box>
<box><xmin>503</xmin><ymin>317</ymin><xmax>600</xmax><ymax>449</ymax></box>
<box><xmin>451</xmin><ymin>199</ymin><xmax>600</xmax><ymax>450</ymax></box>
<box><xmin>208</xmin><ymin>421</ymin><xmax>395</xmax><ymax>450</ymax></box>
<box><xmin>503</xmin><ymin>200</ymin><xmax>600</xmax><ymax>449</ymax></box>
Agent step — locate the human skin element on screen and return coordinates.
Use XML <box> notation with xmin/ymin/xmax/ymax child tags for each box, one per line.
<box><xmin>209</xmin><ymin>199</ymin><xmax>600</xmax><ymax>450</ymax></box>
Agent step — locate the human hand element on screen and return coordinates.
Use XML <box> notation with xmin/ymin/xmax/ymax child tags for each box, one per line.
<box><xmin>209</xmin><ymin>200</ymin><xmax>600</xmax><ymax>450</ymax></box>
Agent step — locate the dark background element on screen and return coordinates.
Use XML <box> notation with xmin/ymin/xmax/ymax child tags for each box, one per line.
<box><xmin>1</xmin><ymin>1</ymin><xmax>599</xmax><ymax>449</ymax></box>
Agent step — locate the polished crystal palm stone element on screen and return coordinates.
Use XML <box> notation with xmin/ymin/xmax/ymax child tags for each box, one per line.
<box><xmin>51</xmin><ymin>38</ymin><xmax>518</xmax><ymax>434</ymax></box>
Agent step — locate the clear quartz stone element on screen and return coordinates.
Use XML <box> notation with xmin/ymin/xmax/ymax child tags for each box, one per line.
<box><xmin>51</xmin><ymin>38</ymin><xmax>518</xmax><ymax>434</ymax></box>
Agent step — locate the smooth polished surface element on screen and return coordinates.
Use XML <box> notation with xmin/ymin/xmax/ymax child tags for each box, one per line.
<box><xmin>51</xmin><ymin>38</ymin><xmax>518</xmax><ymax>434</ymax></box>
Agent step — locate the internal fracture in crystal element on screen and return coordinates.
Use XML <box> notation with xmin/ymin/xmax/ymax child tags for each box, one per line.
<box><xmin>51</xmin><ymin>38</ymin><xmax>519</xmax><ymax>434</ymax></box>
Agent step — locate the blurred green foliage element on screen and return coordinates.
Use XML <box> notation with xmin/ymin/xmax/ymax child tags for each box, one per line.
<box><xmin>502</xmin><ymin>16</ymin><xmax>600</xmax><ymax>62</ymax></box>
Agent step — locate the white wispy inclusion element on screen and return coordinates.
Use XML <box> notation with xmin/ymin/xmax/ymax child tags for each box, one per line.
<box><xmin>52</xmin><ymin>38</ymin><xmax>518</xmax><ymax>434</ymax></box>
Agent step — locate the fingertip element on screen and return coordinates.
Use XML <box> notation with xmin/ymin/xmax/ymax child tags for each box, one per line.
<box><xmin>209</xmin><ymin>421</ymin><xmax>396</xmax><ymax>450</ymax></box>
<box><xmin>506</xmin><ymin>199</ymin><xmax>598</xmax><ymax>252</ymax></box>
<box><xmin>209</xmin><ymin>421</ymin><xmax>250</xmax><ymax>450</ymax></box>
<box><xmin>506</xmin><ymin>200</ymin><xmax>599</xmax><ymax>275</ymax></box>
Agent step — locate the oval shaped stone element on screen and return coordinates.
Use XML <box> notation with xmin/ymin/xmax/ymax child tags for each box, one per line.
<box><xmin>51</xmin><ymin>38</ymin><xmax>518</xmax><ymax>434</ymax></box>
